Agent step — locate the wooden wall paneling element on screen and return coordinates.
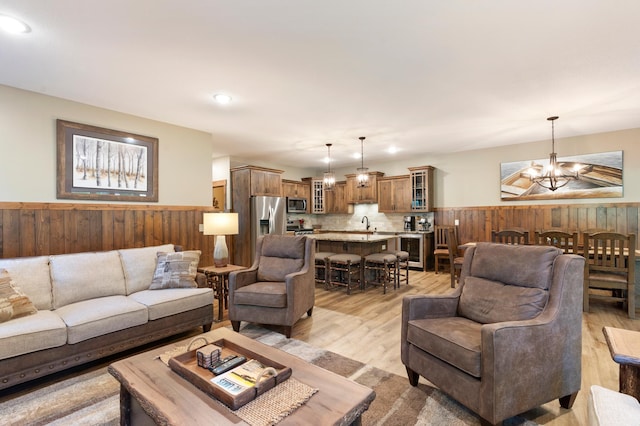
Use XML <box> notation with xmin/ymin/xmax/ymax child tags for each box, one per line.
<box><xmin>20</xmin><ymin>209</ymin><xmax>36</xmax><ymax>257</ymax></box>
<box><xmin>101</xmin><ymin>210</ymin><xmax>114</xmax><ymax>251</ymax></box>
<box><xmin>153</xmin><ymin>210</ymin><xmax>163</xmax><ymax>246</ymax></box>
<box><xmin>35</xmin><ymin>209</ymin><xmax>50</xmax><ymax>256</ymax></box>
<box><xmin>88</xmin><ymin>210</ymin><xmax>102</xmax><ymax>252</ymax></box>
<box><xmin>113</xmin><ymin>210</ymin><xmax>125</xmax><ymax>249</ymax></box>
<box><xmin>3</xmin><ymin>210</ymin><xmax>20</xmax><ymax>258</ymax></box>
<box><xmin>49</xmin><ymin>209</ymin><xmax>65</xmax><ymax>255</ymax></box>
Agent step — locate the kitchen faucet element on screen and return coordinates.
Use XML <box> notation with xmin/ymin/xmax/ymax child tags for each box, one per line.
<box><xmin>361</xmin><ymin>215</ymin><xmax>370</xmax><ymax>231</ymax></box>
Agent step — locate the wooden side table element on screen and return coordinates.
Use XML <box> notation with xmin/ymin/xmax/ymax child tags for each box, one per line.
<box><xmin>198</xmin><ymin>264</ymin><xmax>247</xmax><ymax>322</ymax></box>
<box><xmin>603</xmin><ymin>326</ymin><xmax>640</xmax><ymax>400</ymax></box>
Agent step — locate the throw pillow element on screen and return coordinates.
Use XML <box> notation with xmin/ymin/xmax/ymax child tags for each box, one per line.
<box><xmin>150</xmin><ymin>251</ymin><xmax>201</xmax><ymax>290</ymax></box>
<box><xmin>0</xmin><ymin>268</ymin><xmax>38</xmax><ymax>323</ymax></box>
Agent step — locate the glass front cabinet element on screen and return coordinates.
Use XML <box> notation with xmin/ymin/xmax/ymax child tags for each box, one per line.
<box><xmin>409</xmin><ymin>166</ymin><xmax>434</xmax><ymax>212</ymax></box>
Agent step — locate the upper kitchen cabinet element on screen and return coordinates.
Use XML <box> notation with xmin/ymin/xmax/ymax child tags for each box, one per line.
<box><xmin>409</xmin><ymin>166</ymin><xmax>434</xmax><ymax>212</ymax></box>
<box><xmin>377</xmin><ymin>175</ymin><xmax>411</xmax><ymax>212</ymax></box>
<box><xmin>325</xmin><ymin>181</ymin><xmax>351</xmax><ymax>214</ymax></box>
<box><xmin>345</xmin><ymin>172</ymin><xmax>384</xmax><ymax>204</ymax></box>
<box><xmin>282</xmin><ymin>179</ymin><xmax>310</xmax><ymax>200</ymax></box>
<box><xmin>231</xmin><ymin>166</ymin><xmax>283</xmax><ymax>197</ymax></box>
<box><xmin>302</xmin><ymin>177</ymin><xmax>325</xmax><ymax>214</ymax></box>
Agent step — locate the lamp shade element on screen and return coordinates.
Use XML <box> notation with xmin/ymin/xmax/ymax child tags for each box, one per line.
<box><xmin>203</xmin><ymin>213</ymin><xmax>239</xmax><ymax>236</ymax></box>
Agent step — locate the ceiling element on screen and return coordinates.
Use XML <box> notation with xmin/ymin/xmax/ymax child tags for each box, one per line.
<box><xmin>2</xmin><ymin>1</ymin><xmax>640</xmax><ymax>170</ymax></box>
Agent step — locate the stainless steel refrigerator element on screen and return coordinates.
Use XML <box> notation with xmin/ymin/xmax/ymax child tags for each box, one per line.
<box><xmin>250</xmin><ymin>196</ymin><xmax>286</xmax><ymax>263</ymax></box>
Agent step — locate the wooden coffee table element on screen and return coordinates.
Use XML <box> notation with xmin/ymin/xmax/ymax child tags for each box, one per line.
<box><xmin>108</xmin><ymin>328</ymin><xmax>375</xmax><ymax>425</ymax></box>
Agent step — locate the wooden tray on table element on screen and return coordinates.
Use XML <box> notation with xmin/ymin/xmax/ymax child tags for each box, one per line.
<box><xmin>168</xmin><ymin>337</ymin><xmax>292</xmax><ymax>410</ymax></box>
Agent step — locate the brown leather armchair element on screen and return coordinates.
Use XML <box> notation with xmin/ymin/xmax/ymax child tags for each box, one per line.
<box><xmin>228</xmin><ymin>235</ymin><xmax>315</xmax><ymax>338</ymax></box>
<box><xmin>401</xmin><ymin>242</ymin><xmax>585</xmax><ymax>425</ymax></box>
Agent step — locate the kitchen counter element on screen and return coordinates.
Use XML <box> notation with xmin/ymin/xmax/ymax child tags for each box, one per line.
<box><xmin>307</xmin><ymin>233</ymin><xmax>394</xmax><ymax>243</ymax></box>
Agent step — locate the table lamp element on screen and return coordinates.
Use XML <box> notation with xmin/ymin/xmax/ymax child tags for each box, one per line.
<box><xmin>203</xmin><ymin>212</ymin><xmax>239</xmax><ymax>267</ymax></box>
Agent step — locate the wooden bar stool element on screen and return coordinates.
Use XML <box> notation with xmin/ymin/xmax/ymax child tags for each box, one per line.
<box><xmin>363</xmin><ymin>252</ymin><xmax>397</xmax><ymax>294</ymax></box>
<box><xmin>327</xmin><ymin>254</ymin><xmax>362</xmax><ymax>295</ymax></box>
<box><xmin>383</xmin><ymin>250</ymin><xmax>409</xmax><ymax>288</ymax></box>
<box><xmin>314</xmin><ymin>251</ymin><xmax>335</xmax><ymax>289</ymax></box>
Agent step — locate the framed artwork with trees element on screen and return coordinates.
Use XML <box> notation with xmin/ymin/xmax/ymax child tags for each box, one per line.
<box><xmin>56</xmin><ymin>120</ymin><xmax>158</xmax><ymax>202</ymax></box>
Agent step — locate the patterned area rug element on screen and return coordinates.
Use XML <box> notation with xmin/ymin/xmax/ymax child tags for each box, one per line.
<box><xmin>0</xmin><ymin>325</ymin><xmax>538</xmax><ymax>425</ymax></box>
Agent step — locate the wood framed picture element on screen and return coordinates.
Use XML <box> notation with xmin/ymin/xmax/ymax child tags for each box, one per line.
<box><xmin>57</xmin><ymin>119</ymin><xmax>159</xmax><ymax>202</ymax></box>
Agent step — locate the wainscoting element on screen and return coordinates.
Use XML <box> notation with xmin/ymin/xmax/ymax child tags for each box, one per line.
<box><xmin>0</xmin><ymin>202</ymin><xmax>220</xmax><ymax>265</ymax></box>
<box><xmin>435</xmin><ymin>202</ymin><xmax>640</xmax><ymax>249</ymax></box>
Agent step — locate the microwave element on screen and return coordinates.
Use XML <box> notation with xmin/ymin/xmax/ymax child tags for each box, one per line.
<box><xmin>286</xmin><ymin>197</ymin><xmax>307</xmax><ymax>213</ymax></box>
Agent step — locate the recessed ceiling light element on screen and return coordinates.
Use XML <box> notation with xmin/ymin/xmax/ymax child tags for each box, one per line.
<box><xmin>213</xmin><ymin>94</ymin><xmax>232</xmax><ymax>105</ymax></box>
<box><xmin>387</xmin><ymin>146</ymin><xmax>398</xmax><ymax>154</ymax></box>
<box><xmin>0</xmin><ymin>14</ymin><xmax>31</xmax><ymax>34</ymax></box>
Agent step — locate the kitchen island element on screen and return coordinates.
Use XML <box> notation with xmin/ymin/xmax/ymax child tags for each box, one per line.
<box><xmin>307</xmin><ymin>233</ymin><xmax>397</xmax><ymax>257</ymax></box>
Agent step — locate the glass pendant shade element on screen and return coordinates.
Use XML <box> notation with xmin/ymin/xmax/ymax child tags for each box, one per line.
<box><xmin>356</xmin><ymin>136</ymin><xmax>370</xmax><ymax>188</ymax></box>
<box><xmin>323</xmin><ymin>143</ymin><xmax>335</xmax><ymax>190</ymax></box>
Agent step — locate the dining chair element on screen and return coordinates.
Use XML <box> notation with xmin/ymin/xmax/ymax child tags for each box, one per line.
<box><xmin>433</xmin><ymin>225</ymin><xmax>453</xmax><ymax>273</ymax></box>
<box><xmin>582</xmin><ymin>232</ymin><xmax>636</xmax><ymax>319</ymax></box>
<box><xmin>445</xmin><ymin>227</ymin><xmax>464</xmax><ymax>288</ymax></box>
<box><xmin>534</xmin><ymin>230</ymin><xmax>579</xmax><ymax>254</ymax></box>
<box><xmin>491</xmin><ymin>229</ymin><xmax>529</xmax><ymax>245</ymax></box>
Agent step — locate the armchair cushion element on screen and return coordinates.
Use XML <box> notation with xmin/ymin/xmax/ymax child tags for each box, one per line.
<box><xmin>459</xmin><ymin>276</ymin><xmax>549</xmax><ymax>324</ymax></box>
<box><xmin>408</xmin><ymin>317</ymin><xmax>482</xmax><ymax>377</ymax></box>
<box><xmin>234</xmin><ymin>282</ymin><xmax>287</xmax><ymax>308</ymax></box>
<box><xmin>469</xmin><ymin>243</ymin><xmax>558</xmax><ymax>289</ymax></box>
<box><xmin>257</xmin><ymin>236</ymin><xmax>305</xmax><ymax>282</ymax></box>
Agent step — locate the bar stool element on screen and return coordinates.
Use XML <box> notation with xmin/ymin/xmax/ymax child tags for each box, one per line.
<box><xmin>363</xmin><ymin>252</ymin><xmax>397</xmax><ymax>294</ymax></box>
<box><xmin>327</xmin><ymin>254</ymin><xmax>362</xmax><ymax>295</ymax></box>
<box><xmin>314</xmin><ymin>251</ymin><xmax>335</xmax><ymax>289</ymax></box>
<box><xmin>382</xmin><ymin>250</ymin><xmax>409</xmax><ymax>288</ymax></box>
<box><xmin>394</xmin><ymin>250</ymin><xmax>410</xmax><ymax>286</ymax></box>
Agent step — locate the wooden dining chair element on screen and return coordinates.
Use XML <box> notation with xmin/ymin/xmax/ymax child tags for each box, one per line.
<box><xmin>534</xmin><ymin>230</ymin><xmax>579</xmax><ymax>254</ymax></box>
<box><xmin>434</xmin><ymin>225</ymin><xmax>453</xmax><ymax>273</ymax></box>
<box><xmin>582</xmin><ymin>232</ymin><xmax>636</xmax><ymax>319</ymax></box>
<box><xmin>446</xmin><ymin>227</ymin><xmax>464</xmax><ymax>288</ymax></box>
<box><xmin>491</xmin><ymin>229</ymin><xmax>529</xmax><ymax>245</ymax></box>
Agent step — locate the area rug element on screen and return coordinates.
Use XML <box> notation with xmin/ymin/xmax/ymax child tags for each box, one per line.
<box><xmin>0</xmin><ymin>325</ymin><xmax>538</xmax><ymax>425</ymax></box>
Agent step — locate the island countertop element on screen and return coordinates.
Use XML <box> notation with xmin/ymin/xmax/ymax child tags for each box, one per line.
<box><xmin>306</xmin><ymin>233</ymin><xmax>394</xmax><ymax>243</ymax></box>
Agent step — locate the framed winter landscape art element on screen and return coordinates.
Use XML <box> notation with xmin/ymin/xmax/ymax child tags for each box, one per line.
<box><xmin>56</xmin><ymin>120</ymin><xmax>158</xmax><ymax>202</ymax></box>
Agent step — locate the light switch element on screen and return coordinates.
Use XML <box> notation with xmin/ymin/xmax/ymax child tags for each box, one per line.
<box><xmin>199</xmin><ymin>224</ymin><xmax>204</xmax><ymax>232</ymax></box>
<box><xmin>454</xmin><ymin>219</ymin><xmax>460</xmax><ymax>226</ymax></box>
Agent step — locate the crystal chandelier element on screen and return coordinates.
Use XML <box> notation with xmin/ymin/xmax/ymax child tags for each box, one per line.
<box><xmin>526</xmin><ymin>116</ymin><xmax>581</xmax><ymax>191</ymax></box>
<box><xmin>356</xmin><ymin>136</ymin><xmax>369</xmax><ymax>188</ymax></box>
<box><xmin>323</xmin><ymin>143</ymin><xmax>335</xmax><ymax>190</ymax></box>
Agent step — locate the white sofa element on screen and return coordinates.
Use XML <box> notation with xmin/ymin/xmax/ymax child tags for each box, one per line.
<box><xmin>0</xmin><ymin>244</ymin><xmax>213</xmax><ymax>390</ymax></box>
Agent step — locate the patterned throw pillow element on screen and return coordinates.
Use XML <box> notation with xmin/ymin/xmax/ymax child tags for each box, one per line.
<box><xmin>0</xmin><ymin>268</ymin><xmax>38</xmax><ymax>323</ymax></box>
<box><xmin>149</xmin><ymin>251</ymin><xmax>201</xmax><ymax>290</ymax></box>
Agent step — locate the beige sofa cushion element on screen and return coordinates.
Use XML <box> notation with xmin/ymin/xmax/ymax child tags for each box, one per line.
<box><xmin>0</xmin><ymin>269</ymin><xmax>37</xmax><ymax>323</ymax></box>
<box><xmin>129</xmin><ymin>288</ymin><xmax>213</xmax><ymax>320</ymax></box>
<box><xmin>50</xmin><ymin>251</ymin><xmax>126</xmax><ymax>309</ymax></box>
<box><xmin>55</xmin><ymin>295</ymin><xmax>148</xmax><ymax>344</ymax></box>
<box><xmin>0</xmin><ymin>310</ymin><xmax>67</xmax><ymax>360</ymax></box>
<box><xmin>119</xmin><ymin>244</ymin><xmax>175</xmax><ymax>294</ymax></box>
<box><xmin>0</xmin><ymin>256</ymin><xmax>52</xmax><ymax>310</ymax></box>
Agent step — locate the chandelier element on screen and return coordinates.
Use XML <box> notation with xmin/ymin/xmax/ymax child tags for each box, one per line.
<box><xmin>323</xmin><ymin>143</ymin><xmax>335</xmax><ymax>190</ymax></box>
<box><xmin>526</xmin><ymin>116</ymin><xmax>581</xmax><ymax>191</ymax></box>
<box><xmin>356</xmin><ymin>136</ymin><xmax>369</xmax><ymax>188</ymax></box>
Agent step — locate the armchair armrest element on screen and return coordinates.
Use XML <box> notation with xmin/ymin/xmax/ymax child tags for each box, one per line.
<box><xmin>228</xmin><ymin>268</ymin><xmax>258</xmax><ymax>291</ymax></box>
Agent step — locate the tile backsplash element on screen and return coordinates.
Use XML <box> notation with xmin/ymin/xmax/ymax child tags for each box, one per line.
<box><xmin>289</xmin><ymin>204</ymin><xmax>425</xmax><ymax>232</ymax></box>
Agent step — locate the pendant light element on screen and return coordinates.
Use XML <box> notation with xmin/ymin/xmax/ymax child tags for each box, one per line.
<box><xmin>356</xmin><ymin>136</ymin><xmax>369</xmax><ymax>188</ymax></box>
<box><xmin>527</xmin><ymin>116</ymin><xmax>582</xmax><ymax>191</ymax></box>
<box><xmin>323</xmin><ymin>143</ymin><xmax>335</xmax><ymax>190</ymax></box>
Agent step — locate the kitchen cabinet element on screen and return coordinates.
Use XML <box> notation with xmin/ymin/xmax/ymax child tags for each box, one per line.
<box><xmin>345</xmin><ymin>172</ymin><xmax>384</xmax><ymax>204</ymax></box>
<box><xmin>231</xmin><ymin>165</ymin><xmax>284</xmax><ymax>266</ymax></box>
<box><xmin>302</xmin><ymin>177</ymin><xmax>325</xmax><ymax>214</ymax></box>
<box><xmin>409</xmin><ymin>166</ymin><xmax>434</xmax><ymax>212</ymax></box>
<box><xmin>325</xmin><ymin>181</ymin><xmax>351</xmax><ymax>214</ymax></box>
<box><xmin>377</xmin><ymin>175</ymin><xmax>411</xmax><ymax>212</ymax></box>
<box><xmin>232</xmin><ymin>165</ymin><xmax>283</xmax><ymax>197</ymax></box>
<box><xmin>282</xmin><ymin>179</ymin><xmax>310</xmax><ymax>213</ymax></box>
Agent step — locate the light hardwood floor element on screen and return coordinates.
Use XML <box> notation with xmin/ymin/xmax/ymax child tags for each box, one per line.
<box><xmin>218</xmin><ymin>269</ymin><xmax>640</xmax><ymax>425</ymax></box>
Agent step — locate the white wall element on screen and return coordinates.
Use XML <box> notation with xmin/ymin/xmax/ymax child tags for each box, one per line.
<box><xmin>0</xmin><ymin>85</ymin><xmax>214</xmax><ymax>206</ymax></box>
